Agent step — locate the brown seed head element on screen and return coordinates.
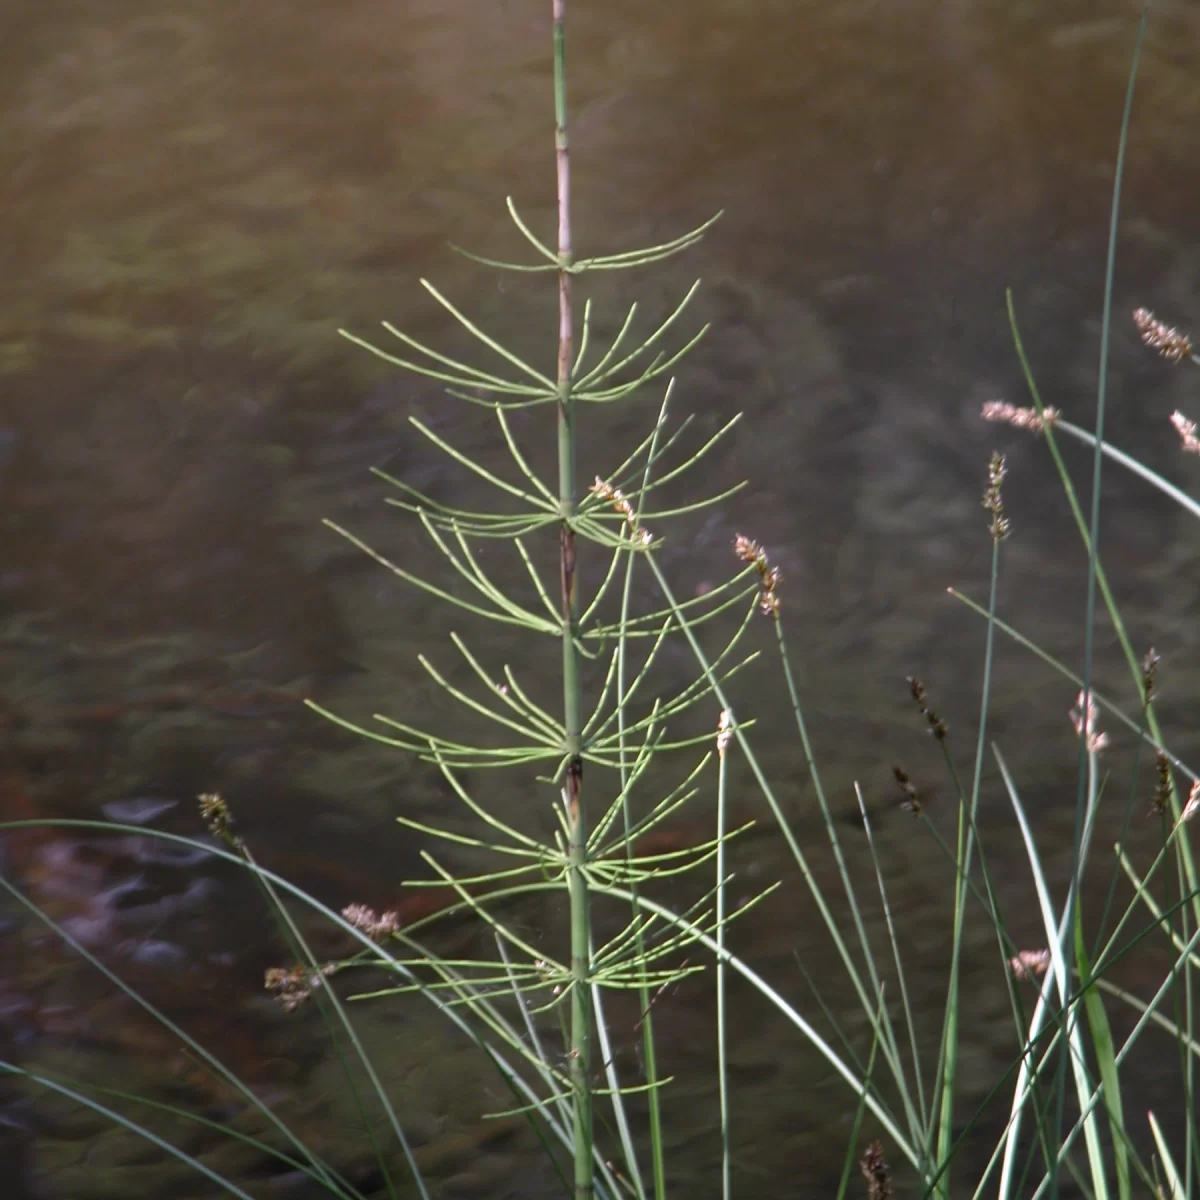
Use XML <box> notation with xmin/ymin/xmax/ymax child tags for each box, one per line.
<box><xmin>1142</xmin><ymin>648</ymin><xmax>1160</xmax><ymax>704</ymax></box>
<box><xmin>860</xmin><ymin>1140</ymin><xmax>891</xmax><ymax>1200</ymax></box>
<box><xmin>892</xmin><ymin>765</ymin><xmax>922</xmax><ymax>816</ymax></box>
<box><xmin>983</xmin><ymin>451</ymin><xmax>1010</xmax><ymax>540</ymax></box>
<box><xmin>907</xmin><ymin>676</ymin><xmax>948</xmax><ymax>741</ymax></box>
<box><xmin>1153</xmin><ymin>752</ymin><xmax>1172</xmax><ymax>817</ymax></box>
<box><xmin>264</xmin><ymin>962</ymin><xmax>335</xmax><ymax>1012</ymax></box>
<box><xmin>733</xmin><ymin>534</ymin><xmax>781</xmax><ymax>616</ymax></box>
<box><xmin>198</xmin><ymin>792</ymin><xmax>239</xmax><ymax>846</ymax></box>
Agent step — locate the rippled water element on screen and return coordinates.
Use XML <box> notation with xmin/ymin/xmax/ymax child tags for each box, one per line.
<box><xmin>4</xmin><ymin>1</ymin><xmax>1200</xmax><ymax>1195</ymax></box>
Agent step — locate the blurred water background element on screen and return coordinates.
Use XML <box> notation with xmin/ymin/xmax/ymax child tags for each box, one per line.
<box><xmin>4</xmin><ymin>1</ymin><xmax>1200</xmax><ymax>1195</ymax></box>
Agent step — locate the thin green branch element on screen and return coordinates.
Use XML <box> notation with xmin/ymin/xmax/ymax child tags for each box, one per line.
<box><xmin>339</xmin><ymin>328</ymin><xmax>542</xmax><ymax>396</ymax></box>
<box><xmin>324</xmin><ymin>519</ymin><xmax>557</xmax><ymax>630</ymax></box>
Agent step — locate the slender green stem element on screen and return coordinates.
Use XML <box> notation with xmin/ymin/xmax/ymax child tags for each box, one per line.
<box><xmin>551</xmin><ymin>5</ymin><xmax>593</xmax><ymax>1197</ymax></box>
<box><xmin>716</xmin><ymin>725</ymin><xmax>732</xmax><ymax>1200</ymax></box>
<box><xmin>1045</xmin><ymin>17</ymin><xmax>1147</xmax><ymax>1189</ymax></box>
<box><xmin>615</xmin><ymin>385</ymin><xmax>678</xmax><ymax>1200</ymax></box>
<box><xmin>937</xmin><ymin>525</ymin><xmax>1002</xmax><ymax>1190</ymax></box>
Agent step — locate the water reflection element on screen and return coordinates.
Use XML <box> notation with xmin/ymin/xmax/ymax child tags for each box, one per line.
<box><xmin>4</xmin><ymin>0</ymin><xmax>1200</xmax><ymax>1194</ymax></box>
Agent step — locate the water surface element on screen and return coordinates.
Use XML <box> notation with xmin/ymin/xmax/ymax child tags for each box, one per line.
<box><xmin>4</xmin><ymin>1</ymin><xmax>1200</xmax><ymax>1195</ymax></box>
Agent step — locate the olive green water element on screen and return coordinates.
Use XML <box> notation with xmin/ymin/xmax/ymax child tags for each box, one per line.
<box><xmin>4</xmin><ymin>1</ymin><xmax>1200</xmax><ymax>1196</ymax></box>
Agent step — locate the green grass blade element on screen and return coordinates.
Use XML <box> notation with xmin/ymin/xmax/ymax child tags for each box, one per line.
<box><xmin>1148</xmin><ymin>1109</ymin><xmax>1185</xmax><ymax>1199</ymax></box>
<box><xmin>1075</xmin><ymin>905</ymin><xmax>1130</xmax><ymax>1200</ymax></box>
<box><xmin>856</xmin><ymin>783</ymin><xmax>928</xmax><ymax>1150</ymax></box>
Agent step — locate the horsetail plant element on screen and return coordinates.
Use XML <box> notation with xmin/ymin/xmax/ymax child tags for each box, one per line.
<box><xmin>307</xmin><ymin>3</ymin><xmax>766</xmax><ymax>1197</ymax></box>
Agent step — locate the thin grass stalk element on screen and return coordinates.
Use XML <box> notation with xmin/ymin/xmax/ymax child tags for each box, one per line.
<box><xmin>1074</xmin><ymin>908</ymin><xmax>1131</xmax><ymax>1200</ymax></box>
<box><xmin>905</xmin><ymin>836</ymin><xmax>1065</xmax><ymax>1198</ymax></box>
<box><xmin>497</xmin><ymin>935</ymin><xmax>574</xmax><ymax>1126</ymax></box>
<box><xmin>1183</xmin><ymin>865</ymin><xmax>1197</xmax><ymax>1194</ymax></box>
<box><xmin>589</xmin><ymin>968</ymin><xmax>644</xmax><ymax>1200</ymax></box>
<box><xmin>1051</xmin><ymin>419</ymin><xmax>1200</xmax><ymax>523</ymax></box>
<box><xmin>1162</xmin><ymin>802</ymin><xmax>1197</xmax><ymax>1194</ymax></box>
<box><xmin>613</xmin><ymin>386</ymin><xmax>679</xmax><ymax>1200</ymax></box>
<box><xmin>1113</xmin><ymin>854</ymin><xmax>1200</xmax><ymax>975</ymax></box>
<box><xmin>550</xmin><ymin>4</ymin><xmax>594</xmax><ymax>1196</ymax></box>
<box><xmin>1064</xmin><ymin>753</ymin><xmax>1111</xmax><ymax>1199</ymax></box>
<box><xmin>1164</xmin><ymin>817</ymin><xmax>1197</xmax><ymax>1196</ymax></box>
<box><xmin>947</xmin><ymin>591</ymin><xmax>1200</xmax><ymax>798</ymax></box>
<box><xmin>716</xmin><ymin>711</ymin><xmax>732</xmax><ymax>1200</ymax></box>
<box><xmin>935</xmin><ymin>505</ymin><xmax>1003</xmax><ymax>1192</ymax></box>
<box><xmin>1090</xmin><ymin>710</ymin><xmax>1150</xmax><ymax>983</ymax></box>
<box><xmin>1148</xmin><ymin>1111</ymin><xmax>1185</xmax><ymax>1199</ymax></box>
<box><xmin>1049</xmin><ymin>22</ymin><xmax>1147</xmax><ymax>1186</ymax></box>
<box><xmin>790</xmin><ymin>954</ymin><xmax>878</xmax><ymax>1101</ymax></box>
<box><xmin>27</xmin><ymin>1068</ymin><xmax>373</xmax><ymax>1195</ymax></box>
<box><xmin>992</xmin><ymin>750</ymin><xmax>1072</xmax><ymax>1199</ymax></box>
<box><xmin>855</xmin><ymin>783</ymin><xmax>929</xmax><ymax>1153</ymax></box>
<box><xmin>1090</xmin><ymin>974</ymin><xmax>1200</xmax><ymax>1060</ymax></box>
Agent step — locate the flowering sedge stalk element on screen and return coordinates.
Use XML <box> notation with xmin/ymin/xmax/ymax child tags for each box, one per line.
<box><xmin>934</xmin><ymin>452</ymin><xmax>1010</xmax><ymax>1197</ymax></box>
